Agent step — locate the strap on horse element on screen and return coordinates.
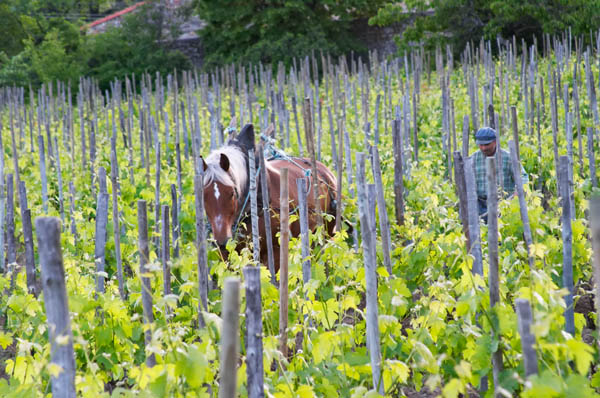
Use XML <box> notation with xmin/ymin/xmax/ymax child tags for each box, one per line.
<box><xmin>228</xmin><ymin>130</ymin><xmax>334</xmax><ymax>240</ymax></box>
<box><xmin>260</xmin><ymin>133</ymin><xmax>315</xmax><ymax>195</ymax></box>
<box><xmin>261</xmin><ymin>133</ymin><xmax>337</xmax><ymax>215</ymax></box>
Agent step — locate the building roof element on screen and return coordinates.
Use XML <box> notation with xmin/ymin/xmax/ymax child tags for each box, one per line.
<box><xmin>84</xmin><ymin>1</ymin><xmax>146</xmax><ymax>30</ymax></box>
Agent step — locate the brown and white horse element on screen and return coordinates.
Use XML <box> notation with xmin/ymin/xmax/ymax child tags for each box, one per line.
<box><xmin>202</xmin><ymin>124</ymin><xmax>337</xmax><ymax>271</ymax></box>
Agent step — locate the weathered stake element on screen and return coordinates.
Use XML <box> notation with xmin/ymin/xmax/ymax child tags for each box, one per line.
<box><xmin>355</xmin><ymin>152</ymin><xmax>383</xmax><ymax>394</ymax></box>
<box><xmin>296</xmin><ymin>177</ymin><xmax>312</xmax><ymax>282</ymax></box>
<box><xmin>94</xmin><ymin>168</ymin><xmax>109</xmax><ymax>295</ymax></box>
<box><xmin>279</xmin><ymin>168</ymin><xmax>290</xmax><ymax>359</ymax></box>
<box><xmin>559</xmin><ymin>156</ymin><xmax>575</xmax><ymax>336</ymax></box>
<box><xmin>486</xmin><ymin>156</ymin><xmax>503</xmax><ymax>396</ymax></box>
<box><xmin>36</xmin><ymin>217</ymin><xmax>76</xmax><ymax>398</ymax></box>
<box><xmin>370</xmin><ymin>145</ymin><xmax>393</xmax><ymax>274</ymax></box>
<box><xmin>243</xmin><ymin>266</ymin><xmax>265</xmax><ymax>398</ymax></box>
<box><xmin>137</xmin><ymin>200</ymin><xmax>156</xmax><ymax>367</ymax></box>
<box><xmin>508</xmin><ymin>140</ymin><xmax>534</xmax><ymax>270</ymax></box>
<box><xmin>219</xmin><ymin>277</ymin><xmax>240</xmax><ymax>398</ymax></box>
<box><xmin>515</xmin><ymin>299</ymin><xmax>539</xmax><ymax>377</ymax></box>
<box><xmin>464</xmin><ymin>157</ymin><xmax>483</xmax><ymax>275</ymax></box>
<box><xmin>258</xmin><ymin>147</ymin><xmax>276</xmax><ymax>284</ymax></box>
<box><xmin>590</xmin><ymin>197</ymin><xmax>600</xmax><ymax>350</ymax></box>
<box><xmin>194</xmin><ymin>168</ymin><xmax>208</xmax><ymax>327</ymax></box>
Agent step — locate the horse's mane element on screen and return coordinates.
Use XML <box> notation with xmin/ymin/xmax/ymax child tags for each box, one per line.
<box><xmin>203</xmin><ymin>145</ymin><xmax>248</xmax><ymax>194</ymax></box>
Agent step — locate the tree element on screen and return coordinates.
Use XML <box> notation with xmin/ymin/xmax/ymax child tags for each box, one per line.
<box><xmin>370</xmin><ymin>0</ymin><xmax>600</xmax><ymax>57</ymax></box>
<box><xmin>0</xmin><ymin>4</ymin><xmax>28</xmax><ymax>57</ymax></box>
<box><xmin>195</xmin><ymin>0</ymin><xmax>384</xmax><ymax>69</ymax></box>
<box><xmin>85</xmin><ymin>2</ymin><xmax>190</xmax><ymax>90</ymax></box>
<box><xmin>26</xmin><ymin>27</ymin><xmax>85</xmax><ymax>85</ymax></box>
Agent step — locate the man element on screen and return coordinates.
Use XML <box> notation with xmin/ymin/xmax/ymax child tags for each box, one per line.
<box><xmin>471</xmin><ymin>127</ymin><xmax>528</xmax><ymax>217</ymax></box>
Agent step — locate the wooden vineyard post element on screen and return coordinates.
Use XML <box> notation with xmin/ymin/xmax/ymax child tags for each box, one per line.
<box><xmin>559</xmin><ymin>156</ymin><xmax>575</xmax><ymax>336</ymax></box>
<box><xmin>587</xmin><ymin>128</ymin><xmax>597</xmax><ymax>188</ymax></box>
<box><xmin>171</xmin><ymin>184</ymin><xmax>180</xmax><ymax>259</ymax></box>
<box><xmin>258</xmin><ymin>147</ymin><xmax>276</xmax><ymax>284</ymax></box>
<box><xmin>38</xmin><ymin>135</ymin><xmax>49</xmax><ymax>213</ymax></box>
<box><xmin>0</xmin><ymin>162</ymin><xmax>5</xmax><ymax>274</ymax></box>
<box><xmin>302</xmin><ymin>97</ymin><xmax>322</xmax><ymax>226</ymax></box>
<box><xmin>110</xmin><ymin>148</ymin><xmax>126</xmax><ymax>300</ymax></box>
<box><xmin>154</xmin><ymin>145</ymin><xmax>161</xmax><ymax>251</ymax></box>
<box><xmin>335</xmin><ymin>119</ymin><xmax>344</xmax><ymax>233</ymax></box>
<box><xmin>248</xmin><ymin>149</ymin><xmax>260</xmax><ymax>264</ymax></box>
<box><xmin>36</xmin><ymin>217</ymin><xmax>76</xmax><ymax>398</ymax></box>
<box><xmin>194</xmin><ymin>168</ymin><xmax>208</xmax><ymax>327</ymax></box>
<box><xmin>22</xmin><ymin>208</ymin><xmax>37</xmax><ymax>296</ymax></box>
<box><xmin>243</xmin><ymin>266</ymin><xmax>265</xmax><ymax>398</ymax></box>
<box><xmin>453</xmin><ymin>152</ymin><xmax>470</xmax><ymax>250</ymax></box>
<box><xmin>69</xmin><ymin>182</ymin><xmax>78</xmax><ymax>243</ymax></box>
<box><xmin>462</xmin><ymin>115</ymin><xmax>470</xmax><ymax>157</ymax></box>
<box><xmin>53</xmin><ymin>136</ymin><xmax>65</xmax><ymax>224</ymax></box>
<box><xmin>95</xmin><ymin>167</ymin><xmax>109</xmax><ymax>295</ymax></box>
<box><xmin>463</xmin><ymin>157</ymin><xmax>483</xmax><ymax>275</ymax></box>
<box><xmin>137</xmin><ymin>200</ymin><xmax>156</xmax><ymax>367</ymax></box>
<box><xmin>6</xmin><ymin>174</ymin><xmax>16</xmax><ymax>274</ymax></box>
<box><xmin>566</xmin><ymin>112</ymin><xmax>575</xmax><ymax>219</ymax></box>
<box><xmin>161</xmin><ymin>205</ymin><xmax>171</xmax><ymax>299</ymax></box>
<box><xmin>279</xmin><ymin>168</ymin><xmax>290</xmax><ymax>359</ymax></box>
<box><xmin>590</xmin><ymin>196</ymin><xmax>600</xmax><ymax>350</ymax></box>
<box><xmin>510</xmin><ymin>106</ymin><xmax>521</xmax><ymax>161</ymax></box>
<box><xmin>370</xmin><ymin>145</ymin><xmax>392</xmax><ymax>274</ymax></box>
<box><xmin>219</xmin><ymin>277</ymin><xmax>240</xmax><ymax>398</ymax></box>
<box><xmin>355</xmin><ymin>152</ymin><xmax>383</xmax><ymax>394</ymax></box>
<box><xmin>486</xmin><ymin>156</ymin><xmax>503</xmax><ymax>396</ymax></box>
<box><xmin>515</xmin><ymin>299</ymin><xmax>538</xmax><ymax>377</ymax></box>
<box><xmin>343</xmin><ymin>129</ymin><xmax>359</xmax><ymax>250</ymax></box>
<box><xmin>297</xmin><ymin>177</ymin><xmax>312</xmax><ymax>303</ymax></box>
<box><xmin>392</xmin><ymin>119</ymin><xmax>405</xmax><ymax>226</ymax></box>
<box><xmin>508</xmin><ymin>140</ymin><xmax>534</xmax><ymax>270</ymax></box>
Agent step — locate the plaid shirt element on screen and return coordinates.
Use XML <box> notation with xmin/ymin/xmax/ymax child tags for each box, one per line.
<box><xmin>472</xmin><ymin>147</ymin><xmax>528</xmax><ymax>199</ymax></box>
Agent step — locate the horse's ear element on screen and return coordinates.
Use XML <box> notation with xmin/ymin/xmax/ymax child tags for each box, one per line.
<box><xmin>202</xmin><ymin>157</ymin><xmax>208</xmax><ymax>172</ymax></box>
<box><xmin>237</xmin><ymin>124</ymin><xmax>255</xmax><ymax>151</ymax></box>
<box><xmin>220</xmin><ymin>153</ymin><xmax>230</xmax><ymax>172</ymax></box>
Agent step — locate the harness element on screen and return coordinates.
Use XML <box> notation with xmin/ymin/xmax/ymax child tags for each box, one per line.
<box><xmin>261</xmin><ymin>134</ymin><xmax>314</xmax><ymax>195</ymax></box>
<box><xmin>228</xmin><ymin>133</ymin><xmax>336</xmax><ymax>240</ymax></box>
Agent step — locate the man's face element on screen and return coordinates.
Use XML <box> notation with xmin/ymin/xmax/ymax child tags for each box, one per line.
<box><xmin>478</xmin><ymin>140</ymin><xmax>497</xmax><ymax>157</ymax></box>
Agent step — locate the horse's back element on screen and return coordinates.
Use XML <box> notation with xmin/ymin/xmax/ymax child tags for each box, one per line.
<box><xmin>258</xmin><ymin>157</ymin><xmax>338</xmax><ymax>271</ymax></box>
<box><xmin>265</xmin><ymin>158</ymin><xmax>337</xmax><ymax>205</ymax></box>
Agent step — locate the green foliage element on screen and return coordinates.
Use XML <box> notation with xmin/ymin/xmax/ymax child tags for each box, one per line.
<box><xmin>370</xmin><ymin>0</ymin><xmax>600</xmax><ymax>57</ymax></box>
<box><xmin>195</xmin><ymin>0</ymin><xmax>383</xmax><ymax>69</ymax></box>
<box><xmin>0</xmin><ymin>4</ymin><xmax>28</xmax><ymax>57</ymax></box>
<box><xmin>85</xmin><ymin>4</ymin><xmax>191</xmax><ymax>91</ymax></box>
<box><xmin>25</xmin><ymin>27</ymin><xmax>85</xmax><ymax>85</ymax></box>
<box><xmin>0</xmin><ymin>52</ymin><xmax>36</xmax><ymax>87</ymax></box>
<box><xmin>0</xmin><ymin>0</ymin><xmax>190</xmax><ymax>91</ymax></box>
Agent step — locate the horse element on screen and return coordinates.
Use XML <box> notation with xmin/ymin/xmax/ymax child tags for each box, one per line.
<box><xmin>201</xmin><ymin>124</ymin><xmax>338</xmax><ymax>271</ymax></box>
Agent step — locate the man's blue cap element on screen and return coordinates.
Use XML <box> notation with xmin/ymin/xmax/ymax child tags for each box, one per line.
<box><xmin>475</xmin><ymin>127</ymin><xmax>497</xmax><ymax>145</ymax></box>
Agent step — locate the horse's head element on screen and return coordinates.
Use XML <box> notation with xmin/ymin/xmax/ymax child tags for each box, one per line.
<box><xmin>202</xmin><ymin>124</ymin><xmax>254</xmax><ymax>249</ymax></box>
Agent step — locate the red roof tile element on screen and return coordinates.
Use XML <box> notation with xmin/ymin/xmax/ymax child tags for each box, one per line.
<box><xmin>85</xmin><ymin>1</ymin><xmax>146</xmax><ymax>30</ymax></box>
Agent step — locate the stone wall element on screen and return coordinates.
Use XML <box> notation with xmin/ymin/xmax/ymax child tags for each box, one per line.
<box><xmin>170</xmin><ymin>37</ymin><xmax>203</xmax><ymax>68</ymax></box>
<box><xmin>166</xmin><ymin>15</ymin><xmax>422</xmax><ymax>68</ymax></box>
<box><xmin>350</xmin><ymin>18</ymin><xmax>408</xmax><ymax>57</ymax></box>
<box><xmin>169</xmin><ymin>20</ymin><xmax>409</xmax><ymax>69</ymax></box>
